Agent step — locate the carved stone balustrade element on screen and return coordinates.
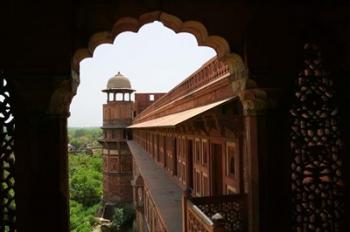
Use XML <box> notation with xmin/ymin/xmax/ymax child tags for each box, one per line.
<box><xmin>183</xmin><ymin>192</ymin><xmax>247</xmax><ymax>232</ymax></box>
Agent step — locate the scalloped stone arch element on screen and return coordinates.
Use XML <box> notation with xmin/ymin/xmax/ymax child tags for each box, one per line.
<box><xmin>71</xmin><ymin>11</ymin><xmax>246</xmax><ymax>79</ymax></box>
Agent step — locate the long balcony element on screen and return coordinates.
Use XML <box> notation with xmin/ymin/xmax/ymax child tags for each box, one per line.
<box><xmin>128</xmin><ymin>140</ymin><xmax>182</xmax><ymax>232</ymax></box>
<box><xmin>184</xmin><ymin>193</ymin><xmax>247</xmax><ymax>232</ymax></box>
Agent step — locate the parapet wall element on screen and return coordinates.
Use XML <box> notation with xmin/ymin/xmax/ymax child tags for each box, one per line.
<box><xmin>134</xmin><ymin>93</ymin><xmax>166</xmax><ymax>116</ymax></box>
<box><xmin>133</xmin><ymin>57</ymin><xmax>232</xmax><ymax>123</ymax></box>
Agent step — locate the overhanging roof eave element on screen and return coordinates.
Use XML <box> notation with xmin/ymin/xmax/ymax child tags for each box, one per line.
<box><xmin>128</xmin><ymin>97</ymin><xmax>235</xmax><ymax>129</ymax></box>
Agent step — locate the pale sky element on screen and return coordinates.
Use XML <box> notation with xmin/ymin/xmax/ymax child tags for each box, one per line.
<box><xmin>68</xmin><ymin>21</ymin><xmax>216</xmax><ymax>127</ymax></box>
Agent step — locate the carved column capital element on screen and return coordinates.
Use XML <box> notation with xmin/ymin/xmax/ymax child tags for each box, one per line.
<box><xmin>239</xmin><ymin>88</ymin><xmax>268</xmax><ymax>116</ymax></box>
<box><xmin>9</xmin><ymin>73</ymin><xmax>78</xmax><ymax>120</ymax></box>
<box><xmin>48</xmin><ymin>70</ymin><xmax>79</xmax><ymax>116</ymax></box>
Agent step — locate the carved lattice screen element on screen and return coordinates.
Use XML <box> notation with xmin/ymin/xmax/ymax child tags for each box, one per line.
<box><xmin>192</xmin><ymin>194</ymin><xmax>246</xmax><ymax>232</ymax></box>
<box><xmin>0</xmin><ymin>74</ymin><xmax>16</xmax><ymax>232</ymax></box>
<box><xmin>290</xmin><ymin>43</ymin><xmax>343</xmax><ymax>231</ymax></box>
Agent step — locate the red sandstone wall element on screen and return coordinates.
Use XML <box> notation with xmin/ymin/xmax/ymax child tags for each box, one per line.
<box><xmin>103</xmin><ymin>147</ymin><xmax>133</xmax><ymax>202</ymax></box>
<box><xmin>103</xmin><ymin>130</ymin><xmax>124</xmax><ymax>140</ymax></box>
<box><xmin>101</xmin><ymin>98</ymin><xmax>134</xmax><ymax>203</ymax></box>
<box><xmin>134</xmin><ymin>93</ymin><xmax>166</xmax><ymax>116</ymax></box>
<box><xmin>103</xmin><ymin>101</ymin><xmax>134</xmax><ymax>125</ymax></box>
<box><xmin>103</xmin><ymin>174</ymin><xmax>133</xmax><ymax>202</ymax></box>
<box><xmin>105</xmin><ymin>156</ymin><xmax>120</xmax><ymax>172</ymax></box>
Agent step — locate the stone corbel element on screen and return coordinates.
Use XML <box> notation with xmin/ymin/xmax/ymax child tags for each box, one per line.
<box><xmin>239</xmin><ymin>88</ymin><xmax>268</xmax><ymax>116</ymax></box>
<box><xmin>47</xmin><ymin>70</ymin><xmax>80</xmax><ymax>116</ymax></box>
<box><xmin>211</xmin><ymin>113</ymin><xmax>223</xmax><ymax>136</ymax></box>
<box><xmin>231</xmin><ymin>77</ymin><xmax>257</xmax><ymax>96</ymax></box>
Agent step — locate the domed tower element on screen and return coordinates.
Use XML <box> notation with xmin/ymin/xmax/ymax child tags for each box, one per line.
<box><xmin>100</xmin><ymin>72</ymin><xmax>134</xmax><ymax>203</ymax></box>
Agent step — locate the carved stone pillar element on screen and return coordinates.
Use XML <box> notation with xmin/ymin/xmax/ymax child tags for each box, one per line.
<box><xmin>9</xmin><ymin>73</ymin><xmax>77</xmax><ymax>232</ymax></box>
<box><xmin>239</xmin><ymin>88</ymin><xmax>268</xmax><ymax>232</ymax></box>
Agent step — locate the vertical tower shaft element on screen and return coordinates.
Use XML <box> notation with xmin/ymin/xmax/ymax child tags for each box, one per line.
<box><xmin>99</xmin><ymin>72</ymin><xmax>134</xmax><ymax>203</ymax></box>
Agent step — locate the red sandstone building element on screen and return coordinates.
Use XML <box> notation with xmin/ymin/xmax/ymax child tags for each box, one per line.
<box><xmin>102</xmin><ymin>58</ymin><xmax>253</xmax><ymax>231</ymax></box>
<box><xmin>99</xmin><ymin>72</ymin><xmax>165</xmax><ymax>204</ymax></box>
<box><xmin>1</xmin><ymin>2</ymin><xmax>350</xmax><ymax>232</ymax></box>
<box><xmin>130</xmin><ymin>57</ymin><xmax>247</xmax><ymax>232</ymax></box>
<box><xmin>99</xmin><ymin>72</ymin><xmax>135</xmax><ymax>203</ymax></box>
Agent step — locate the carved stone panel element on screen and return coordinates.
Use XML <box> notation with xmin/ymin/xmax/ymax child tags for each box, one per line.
<box><xmin>0</xmin><ymin>75</ymin><xmax>16</xmax><ymax>232</ymax></box>
<box><xmin>290</xmin><ymin>43</ymin><xmax>343</xmax><ymax>232</ymax></box>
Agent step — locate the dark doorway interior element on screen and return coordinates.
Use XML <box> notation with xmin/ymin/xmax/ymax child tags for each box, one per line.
<box><xmin>187</xmin><ymin>140</ymin><xmax>194</xmax><ymax>190</ymax></box>
<box><xmin>211</xmin><ymin>143</ymin><xmax>223</xmax><ymax>195</ymax></box>
<box><xmin>173</xmin><ymin>138</ymin><xmax>177</xmax><ymax>176</ymax></box>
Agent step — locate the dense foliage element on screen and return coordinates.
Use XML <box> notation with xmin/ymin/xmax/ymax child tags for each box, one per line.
<box><xmin>69</xmin><ymin>153</ymin><xmax>102</xmax><ymax>232</ymax></box>
<box><xmin>69</xmin><ymin>127</ymin><xmax>103</xmax><ymax>232</ymax></box>
<box><xmin>110</xmin><ymin>203</ymin><xmax>136</xmax><ymax>232</ymax></box>
<box><xmin>70</xmin><ymin>154</ymin><xmax>103</xmax><ymax>206</ymax></box>
<box><xmin>68</xmin><ymin>127</ymin><xmax>135</xmax><ymax>232</ymax></box>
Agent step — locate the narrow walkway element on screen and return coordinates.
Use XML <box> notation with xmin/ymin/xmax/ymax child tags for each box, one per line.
<box><xmin>127</xmin><ymin>141</ymin><xmax>182</xmax><ymax>232</ymax></box>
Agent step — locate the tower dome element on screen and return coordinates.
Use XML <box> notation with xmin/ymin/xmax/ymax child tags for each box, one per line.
<box><xmin>106</xmin><ymin>72</ymin><xmax>132</xmax><ymax>89</ymax></box>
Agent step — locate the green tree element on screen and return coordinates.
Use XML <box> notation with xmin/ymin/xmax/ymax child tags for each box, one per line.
<box><xmin>110</xmin><ymin>204</ymin><xmax>135</xmax><ymax>232</ymax></box>
<box><xmin>70</xmin><ymin>200</ymin><xmax>100</xmax><ymax>232</ymax></box>
<box><xmin>70</xmin><ymin>168</ymin><xmax>102</xmax><ymax>206</ymax></box>
<box><xmin>69</xmin><ymin>153</ymin><xmax>103</xmax><ymax>231</ymax></box>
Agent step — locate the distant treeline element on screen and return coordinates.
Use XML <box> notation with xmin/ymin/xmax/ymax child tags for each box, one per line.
<box><xmin>68</xmin><ymin>127</ymin><xmax>102</xmax><ymax>152</ymax></box>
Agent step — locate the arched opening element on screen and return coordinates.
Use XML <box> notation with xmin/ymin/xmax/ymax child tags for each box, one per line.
<box><xmin>3</xmin><ymin>3</ymin><xmax>349</xmax><ymax>232</ymax></box>
<box><xmin>71</xmin><ymin>11</ymin><xmax>247</xmax><ymax>82</ymax></box>
<box><xmin>68</xmin><ymin>11</ymin><xmax>257</xmax><ymax>232</ymax></box>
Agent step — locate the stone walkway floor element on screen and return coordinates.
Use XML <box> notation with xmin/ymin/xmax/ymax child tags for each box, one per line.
<box><xmin>128</xmin><ymin>141</ymin><xmax>182</xmax><ymax>232</ymax></box>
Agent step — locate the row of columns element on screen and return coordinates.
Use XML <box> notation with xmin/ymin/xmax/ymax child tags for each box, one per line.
<box><xmin>107</xmin><ymin>92</ymin><xmax>133</xmax><ymax>102</ymax></box>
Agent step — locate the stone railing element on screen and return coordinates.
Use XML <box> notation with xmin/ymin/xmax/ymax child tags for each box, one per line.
<box><xmin>183</xmin><ymin>191</ymin><xmax>247</xmax><ymax>232</ymax></box>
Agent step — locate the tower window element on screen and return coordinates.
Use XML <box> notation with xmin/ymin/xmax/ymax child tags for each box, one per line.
<box><xmin>149</xmin><ymin>94</ymin><xmax>155</xmax><ymax>101</ymax></box>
